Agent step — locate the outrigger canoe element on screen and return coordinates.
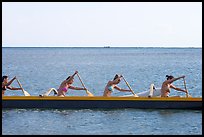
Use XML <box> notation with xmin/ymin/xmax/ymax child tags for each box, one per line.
<box><xmin>2</xmin><ymin>96</ymin><xmax>202</xmax><ymax>110</ymax></box>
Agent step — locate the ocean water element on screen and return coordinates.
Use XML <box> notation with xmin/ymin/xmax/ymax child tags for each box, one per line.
<box><xmin>2</xmin><ymin>47</ymin><xmax>202</xmax><ymax>135</ymax></box>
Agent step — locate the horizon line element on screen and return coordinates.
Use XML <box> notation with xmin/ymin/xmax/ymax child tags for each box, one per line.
<box><xmin>2</xmin><ymin>46</ymin><xmax>202</xmax><ymax>48</ymax></box>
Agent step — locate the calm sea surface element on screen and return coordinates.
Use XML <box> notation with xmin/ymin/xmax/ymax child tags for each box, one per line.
<box><xmin>2</xmin><ymin>47</ymin><xmax>202</xmax><ymax>135</ymax></box>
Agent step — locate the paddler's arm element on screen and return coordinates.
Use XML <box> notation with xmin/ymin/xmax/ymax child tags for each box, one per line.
<box><xmin>167</xmin><ymin>75</ymin><xmax>185</xmax><ymax>84</ymax></box>
<box><xmin>111</xmin><ymin>75</ymin><xmax>123</xmax><ymax>84</ymax></box>
<box><xmin>70</xmin><ymin>71</ymin><xmax>78</xmax><ymax>79</ymax></box>
<box><xmin>170</xmin><ymin>84</ymin><xmax>187</xmax><ymax>93</ymax></box>
<box><xmin>114</xmin><ymin>85</ymin><xmax>131</xmax><ymax>92</ymax></box>
<box><xmin>5</xmin><ymin>76</ymin><xmax>16</xmax><ymax>86</ymax></box>
<box><xmin>69</xmin><ymin>86</ymin><xmax>86</xmax><ymax>90</ymax></box>
<box><xmin>66</xmin><ymin>71</ymin><xmax>78</xmax><ymax>82</ymax></box>
<box><xmin>7</xmin><ymin>86</ymin><xmax>22</xmax><ymax>90</ymax></box>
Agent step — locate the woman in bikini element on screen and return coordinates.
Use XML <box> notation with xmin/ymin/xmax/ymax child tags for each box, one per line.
<box><xmin>57</xmin><ymin>71</ymin><xmax>87</xmax><ymax>97</ymax></box>
<box><xmin>103</xmin><ymin>74</ymin><xmax>132</xmax><ymax>97</ymax></box>
<box><xmin>161</xmin><ymin>75</ymin><xmax>188</xmax><ymax>97</ymax></box>
<box><xmin>2</xmin><ymin>76</ymin><xmax>22</xmax><ymax>96</ymax></box>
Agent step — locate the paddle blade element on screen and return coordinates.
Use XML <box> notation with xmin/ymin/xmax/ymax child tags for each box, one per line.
<box><xmin>186</xmin><ymin>94</ymin><xmax>192</xmax><ymax>98</ymax></box>
<box><xmin>133</xmin><ymin>94</ymin><xmax>139</xmax><ymax>97</ymax></box>
<box><xmin>23</xmin><ymin>90</ymin><xmax>31</xmax><ymax>96</ymax></box>
<box><xmin>86</xmin><ymin>90</ymin><xmax>94</xmax><ymax>96</ymax></box>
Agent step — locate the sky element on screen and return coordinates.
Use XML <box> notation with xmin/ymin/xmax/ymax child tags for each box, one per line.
<box><xmin>2</xmin><ymin>2</ymin><xmax>202</xmax><ymax>47</ymax></box>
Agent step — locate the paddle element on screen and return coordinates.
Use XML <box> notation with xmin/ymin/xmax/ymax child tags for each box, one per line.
<box><xmin>183</xmin><ymin>77</ymin><xmax>191</xmax><ymax>98</ymax></box>
<box><xmin>16</xmin><ymin>78</ymin><xmax>31</xmax><ymax>96</ymax></box>
<box><xmin>76</xmin><ymin>73</ymin><xmax>94</xmax><ymax>97</ymax></box>
<box><xmin>122</xmin><ymin>76</ymin><xmax>138</xmax><ymax>97</ymax></box>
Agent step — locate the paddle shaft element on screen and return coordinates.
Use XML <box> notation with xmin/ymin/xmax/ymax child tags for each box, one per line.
<box><xmin>16</xmin><ymin>78</ymin><xmax>30</xmax><ymax>96</ymax></box>
<box><xmin>122</xmin><ymin>77</ymin><xmax>137</xmax><ymax>96</ymax></box>
<box><xmin>76</xmin><ymin>73</ymin><xmax>86</xmax><ymax>88</ymax></box>
<box><xmin>183</xmin><ymin>78</ymin><xmax>189</xmax><ymax>97</ymax></box>
<box><xmin>16</xmin><ymin>78</ymin><xmax>24</xmax><ymax>91</ymax></box>
<box><xmin>76</xmin><ymin>73</ymin><xmax>94</xmax><ymax>96</ymax></box>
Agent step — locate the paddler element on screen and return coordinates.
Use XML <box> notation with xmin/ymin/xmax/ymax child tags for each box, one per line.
<box><xmin>57</xmin><ymin>71</ymin><xmax>87</xmax><ymax>97</ymax></box>
<box><xmin>2</xmin><ymin>76</ymin><xmax>22</xmax><ymax>96</ymax></box>
<box><xmin>103</xmin><ymin>74</ymin><xmax>132</xmax><ymax>97</ymax></box>
<box><xmin>161</xmin><ymin>75</ymin><xmax>188</xmax><ymax>97</ymax></box>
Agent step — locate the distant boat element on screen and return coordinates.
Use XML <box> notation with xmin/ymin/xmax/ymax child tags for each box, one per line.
<box><xmin>104</xmin><ymin>46</ymin><xmax>110</xmax><ymax>48</ymax></box>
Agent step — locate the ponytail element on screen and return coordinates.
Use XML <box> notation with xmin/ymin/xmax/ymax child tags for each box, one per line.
<box><xmin>113</xmin><ymin>74</ymin><xmax>120</xmax><ymax>80</ymax></box>
<box><xmin>66</xmin><ymin>76</ymin><xmax>71</xmax><ymax>80</ymax></box>
<box><xmin>166</xmin><ymin>75</ymin><xmax>174</xmax><ymax>80</ymax></box>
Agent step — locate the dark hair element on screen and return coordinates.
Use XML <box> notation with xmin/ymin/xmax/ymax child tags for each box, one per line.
<box><xmin>113</xmin><ymin>74</ymin><xmax>120</xmax><ymax>80</ymax></box>
<box><xmin>2</xmin><ymin>76</ymin><xmax>8</xmax><ymax>82</ymax></box>
<box><xmin>166</xmin><ymin>75</ymin><xmax>174</xmax><ymax>80</ymax></box>
<box><xmin>66</xmin><ymin>76</ymin><xmax>71</xmax><ymax>80</ymax></box>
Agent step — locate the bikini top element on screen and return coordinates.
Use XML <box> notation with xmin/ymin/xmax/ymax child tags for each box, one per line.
<box><xmin>58</xmin><ymin>87</ymin><xmax>68</xmax><ymax>92</ymax></box>
<box><xmin>108</xmin><ymin>86</ymin><xmax>114</xmax><ymax>92</ymax></box>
